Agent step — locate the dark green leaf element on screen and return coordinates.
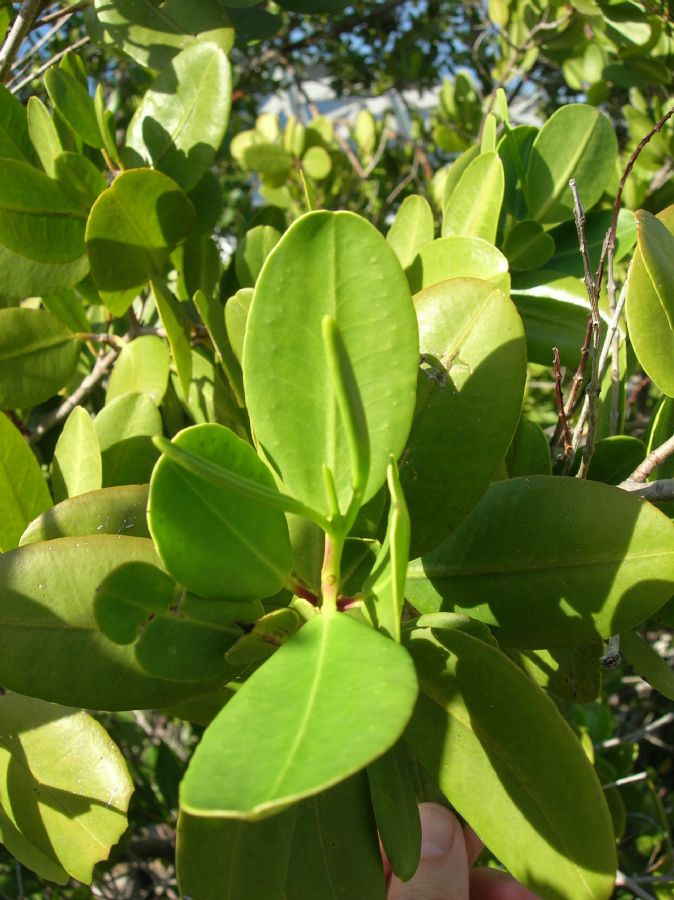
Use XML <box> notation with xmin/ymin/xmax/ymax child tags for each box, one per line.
<box><xmin>620</xmin><ymin>630</ymin><xmax>674</xmax><ymax>700</ymax></box>
<box><xmin>0</xmin><ymin>413</ymin><xmax>51</xmax><ymax>551</ymax></box>
<box><xmin>45</xmin><ymin>67</ymin><xmax>102</xmax><ymax>149</ymax></box>
<box><xmin>367</xmin><ymin>744</ymin><xmax>421</xmax><ymax>882</ymax></box>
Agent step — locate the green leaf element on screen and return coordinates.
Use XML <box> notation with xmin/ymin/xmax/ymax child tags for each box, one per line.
<box><xmin>406</xmin><ymin>476</ymin><xmax>674</xmax><ymax>648</ymax></box>
<box><xmin>85</xmin><ymin>168</ymin><xmax>195</xmax><ymax>300</ymax></box>
<box><xmin>0</xmin><ymin>84</ymin><xmax>33</xmax><ymax>164</ymax></box>
<box><xmin>234</xmin><ymin>225</ymin><xmax>281</xmax><ymax>288</ymax></box>
<box><xmin>178</xmin><ymin>234</ymin><xmax>221</xmax><ymax>300</ymax></box>
<box><xmin>405</xmin><ymin>628</ymin><xmax>616</xmax><ymax>900</ymax></box>
<box><xmin>243</xmin><ymin>211</ymin><xmax>419</xmax><ymax>518</ymax></box>
<box><xmin>285</xmin><ymin>773</ymin><xmax>387</xmax><ymax>899</ymax></box>
<box><xmin>0</xmin><ymin>535</ymin><xmax>219</xmax><ymax>709</ymax></box>
<box><xmin>20</xmin><ymin>484</ymin><xmax>150</xmax><ymax>545</ymax></box>
<box><xmin>400</xmin><ymin>279</ymin><xmax>526</xmax><ymax>558</ymax></box>
<box><xmin>150</xmin><ymin>279</ymin><xmax>192</xmax><ymax>397</ymax></box>
<box><xmin>386</xmin><ymin>194</ymin><xmax>435</xmax><ymax>270</ymax></box>
<box><xmin>225</xmin><ymin>287</ymin><xmax>253</xmax><ymax>363</ymax></box>
<box><xmin>407</xmin><ymin>236</ymin><xmax>510</xmax><ymax>294</ymax></box>
<box><xmin>125</xmin><ymin>42</ymin><xmax>231</xmax><ymax>192</ymax></box>
<box><xmin>26</xmin><ymin>97</ymin><xmax>62</xmax><ymax>177</ymax></box>
<box><xmin>148</xmin><ymin>423</ymin><xmax>293</xmax><ymax>601</ymax></box>
<box><xmin>0</xmin><ymin>803</ymin><xmax>68</xmax><ymax>885</ymax></box>
<box><xmin>302</xmin><ymin>145</ymin><xmax>332</xmax><ymax>180</ymax></box>
<box><xmin>0</xmin><ymin>693</ymin><xmax>132</xmax><ymax>883</ymax></box>
<box><xmin>53</xmin><ymin>152</ymin><xmax>107</xmax><ymax>212</ymax></box>
<box><xmin>620</xmin><ymin>630</ymin><xmax>674</xmax><ymax>700</ymax></box>
<box><xmin>645</xmin><ymin>395</ymin><xmax>674</xmax><ymax>480</ymax></box>
<box><xmin>45</xmin><ymin>66</ymin><xmax>102</xmax><ymax>149</ymax></box>
<box><xmin>367</xmin><ymin>744</ymin><xmax>421</xmax><ymax>882</ymax></box>
<box><xmin>106</xmin><ymin>335</ymin><xmax>170</xmax><ymax>406</ymax></box>
<box><xmin>242</xmin><ymin>142</ymin><xmax>294</xmax><ymax>176</ymax></box>
<box><xmin>547</xmin><ymin>208</ymin><xmax>636</xmax><ymax>277</ymax></box>
<box><xmin>0</xmin><ymin>413</ymin><xmax>51</xmax><ymax>551</ymax></box>
<box><xmin>225</xmin><ymin>607</ymin><xmax>301</xmax><ymax>666</ymax></box>
<box><xmin>41</xmin><ymin>289</ymin><xmax>89</xmax><ymax>333</ymax></box>
<box><xmin>503</xmin><ymin>219</ymin><xmax>555</xmax><ymax>271</ymax></box>
<box><xmin>95</xmin><ymin>392</ymin><xmax>162</xmax><ymax>487</ymax></box>
<box><xmin>0</xmin><ymin>243</ymin><xmax>90</xmax><ymax>300</ymax></box>
<box><xmin>506</xmin><ymin>415</ymin><xmax>552</xmax><ymax>477</ymax></box>
<box><xmin>193</xmin><ymin>289</ymin><xmax>244</xmax><ymax>407</ymax></box>
<box><xmin>0</xmin><ymin>308</ymin><xmax>79</xmax><ymax>409</ymax></box>
<box><xmin>625</xmin><ymin>207</ymin><xmax>674</xmax><ymax>396</ymax></box>
<box><xmin>180</xmin><ymin>612</ymin><xmax>418</xmax><ymax>818</ymax></box>
<box><xmin>94</xmin><ymin>85</ymin><xmax>120</xmax><ymax>165</ymax></box>
<box><xmin>51</xmin><ymin>405</ymin><xmax>102</xmax><ymax>503</ymax></box>
<box><xmin>177</xmin><ymin>807</ymin><xmax>297</xmax><ymax>900</ymax></box>
<box><xmin>0</xmin><ymin>159</ymin><xmax>86</xmax><ymax>264</ymax></box>
<box><xmin>586</xmin><ymin>436</ymin><xmax>645</xmax><ymax>485</ymax></box>
<box><xmin>505</xmin><ymin>640</ymin><xmax>603</xmax><ymax>704</ymax></box>
<box><xmin>442</xmin><ymin>150</ymin><xmax>504</xmax><ymax>243</ymax></box>
<box><xmin>525</xmin><ymin>103</ymin><xmax>617</xmax><ymax>224</ymax></box>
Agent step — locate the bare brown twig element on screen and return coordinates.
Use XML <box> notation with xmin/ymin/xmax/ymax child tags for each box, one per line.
<box><xmin>0</xmin><ymin>0</ymin><xmax>46</xmax><ymax>82</ymax></box>
<box><xmin>624</xmin><ymin>432</ymin><xmax>674</xmax><ymax>483</ymax></box>
<box><xmin>552</xmin><ymin>347</ymin><xmax>572</xmax><ymax>460</ymax></box>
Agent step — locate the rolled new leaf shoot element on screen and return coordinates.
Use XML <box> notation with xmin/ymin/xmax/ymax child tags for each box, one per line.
<box><xmin>153</xmin><ymin>436</ymin><xmax>331</xmax><ymax>534</ymax></box>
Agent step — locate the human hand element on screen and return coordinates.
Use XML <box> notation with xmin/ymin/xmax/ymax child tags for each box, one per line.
<box><xmin>386</xmin><ymin>803</ymin><xmax>540</xmax><ymax>899</ymax></box>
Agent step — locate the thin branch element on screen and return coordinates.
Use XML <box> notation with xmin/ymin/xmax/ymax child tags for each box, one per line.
<box><xmin>10</xmin><ymin>10</ymin><xmax>73</xmax><ymax>73</ymax></box>
<box><xmin>0</xmin><ymin>0</ymin><xmax>45</xmax><ymax>82</ymax></box>
<box><xmin>8</xmin><ymin>34</ymin><xmax>89</xmax><ymax>93</ymax></box>
<box><xmin>602</xmin><ymin>771</ymin><xmax>648</xmax><ymax>790</ymax></box>
<box><xmin>597</xmin><ymin>711</ymin><xmax>674</xmax><ymax>750</ymax></box>
<box><xmin>552</xmin><ymin>347</ymin><xmax>572</xmax><ymax>461</ymax></box>
<box><xmin>625</xmin><ymin>432</ymin><xmax>674</xmax><ymax>483</ymax></box>
<box><xmin>615</xmin><ymin>872</ymin><xmax>657</xmax><ymax>900</ymax></box>
<box><xmin>40</xmin><ymin>2</ymin><xmax>86</xmax><ymax>24</ymax></box>
<box><xmin>618</xmin><ymin>478</ymin><xmax>674</xmax><ymax>502</ymax></box>
<box><xmin>31</xmin><ymin>348</ymin><xmax>118</xmax><ymax>441</ymax></box>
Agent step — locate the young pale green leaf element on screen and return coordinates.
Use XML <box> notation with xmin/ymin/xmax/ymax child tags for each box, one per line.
<box><xmin>367</xmin><ymin>744</ymin><xmax>421</xmax><ymax>882</ymax></box>
<box><xmin>407</xmin><ymin>236</ymin><xmax>510</xmax><ymax>294</ymax></box>
<box><xmin>0</xmin><ymin>536</ymin><xmax>226</xmax><ymax>709</ymax></box>
<box><xmin>406</xmin><ymin>476</ymin><xmax>674</xmax><ymax>648</ymax></box>
<box><xmin>95</xmin><ymin>393</ymin><xmax>162</xmax><ymax>487</ymax></box>
<box><xmin>502</xmin><ymin>219</ymin><xmax>555</xmax><ymax>271</ymax></box>
<box><xmin>150</xmin><ymin>279</ymin><xmax>192</xmax><ymax>396</ymax></box>
<box><xmin>0</xmin><ymin>693</ymin><xmax>132</xmax><ymax>884</ymax></box>
<box><xmin>405</xmin><ymin>629</ymin><xmax>616</xmax><ymax>900</ymax></box>
<box><xmin>85</xmin><ymin>168</ymin><xmax>195</xmax><ymax>301</ymax></box>
<box><xmin>386</xmin><ymin>194</ymin><xmax>435</xmax><ymax>270</ymax></box>
<box><xmin>285</xmin><ymin>773</ymin><xmax>387</xmax><ymax>899</ymax></box>
<box><xmin>242</xmin><ymin>142</ymin><xmax>294</xmax><ymax>177</ymax></box>
<box><xmin>180</xmin><ymin>611</ymin><xmax>418</xmax><ymax>818</ymax></box>
<box><xmin>0</xmin><ymin>413</ymin><xmax>51</xmax><ymax>551</ymax></box>
<box><xmin>0</xmin><ymin>804</ymin><xmax>68</xmax><ymax>886</ymax></box>
<box><xmin>525</xmin><ymin>103</ymin><xmax>617</xmax><ymax>224</ymax></box>
<box><xmin>177</xmin><ymin>807</ymin><xmax>297</xmax><ymax>900</ymax></box>
<box><xmin>506</xmin><ymin>415</ymin><xmax>552</xmax><ymax>477</ymax></box>
<box><xmin>26</xmin><ymin>97</ymin><xmax>62</xmax><ymax>177</ymax></box>
<box><xmin>0</xmin><ymin>308</ymin><xmax>80</xmax><ymax>409</ymax></box>
<box><xmin>106</xmin><ymin>335</ymin><xmax>170</xmax><ymax>406</ymax></box>
<box><xmin>442</xmin><ymin>150</ymin><xmax>504</xmax><ymax>243</ymax></box>
<box><xmin>505</xmin><ymin>640</ymin><xmax>603</xmax><ymax>704</ymax></box>
<box><xmin>224</xmin><ymin>607</ymin><xmax>300</xmax><ymax>666</ymax></box>
<box><xmin>620</xmin><ymin>630</ymin><xmax>674</xmax><ymax>700</ymax></box>
<box><xmin>0</xmin><ymin>84</ymin><xmax>33</xmax><ymax>163</ymax></box>
<box><xmin>45</xmin><ymin>66</ymin><xmax>102</xmax><ymax>149</ymax></box>
<box><xmin>125</xmin><ymin>42</ymin><xmax>231</xmax><ymax>192</ymax></box>
<box><xmin>20</xmin><ymin>484</ymin><xmax>150</xmax><ymax>545</ymax></box>
<box><xmin>441</xmin><ymin>146</ymin><xmax>479</xmax><ymax>211</ymax></box>
<box><xmin>94</xmin><ymin>85</ymin><xmax>120</xmax><ymax>164</ymax></box>
<box><xmin>148</xmin><ymin>423</ymin><xmax>294</xmax><ymax>601</ymax></box>
<box><xmin>243</xmin><ymin>211</ymin><xmax>419</xmax><ymax>518</ymax></box>
<box><xmin>225</xmin><ymin>287</ymin><xmax>253</xmax><ymax>363</ymax></box>
<box><xmin>234</xmin><ymin>225</ymin><xmax>281</xmax><ymax>287</ymax></box>
<box><xmin>51</xmin><ymin>405</ymin><xmax>102</xmax><ymax>503</ymax></box>
<box><xmin>625</xmin><ymin>207</ymin><xmax>674</xmax><ymax>396</ymax></box>
<box><xmin>401</xmin><ymin>279</ymin><xmax>526</xmax><ymax>558</ymax></box>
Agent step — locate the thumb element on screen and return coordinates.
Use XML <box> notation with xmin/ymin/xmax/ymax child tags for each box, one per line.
<box><xmin>388</xmin><ymin>803</ymin><xmax>469</xmax><ymax>900</ymax></box>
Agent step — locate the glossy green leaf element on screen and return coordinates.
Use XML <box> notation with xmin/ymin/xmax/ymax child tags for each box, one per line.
<box><xmin>26</xmin><ymin>97</ymin><xmax>62</xmax><ymax>177</ymax></box>
<box><xmin>497</xmin><ymin>124</ymin><xmax>537</xmax><ymax>219</ymax></box>
<box><xmin>506</xmin><ymin>415</ymin><xmax>552</xmax><ymax>477</ymax></box>
<box><xmin>407</xmin><ymin>236</ymin><xmax>510</xmax><ymax>294</ymax></box>
<box><xmin>406</xmin><ymin>476</ymin><xmax>674</xmax><ymax>648</ymax></box>
<box><xmin>125</xmin><ymin>42</ymin><xmax>231</xmax><ymax>192</ymax></box>
<box><xmin>625</xmin><ymin>207</ymin><xmax>674</xmax><ymax>396</ymax></box>
<box><xmin>193</xmin><ymin>289</ymin><xmax>244</xmax><ymax>406</ymax></box>
<box><xmin>620</xmin><ymin>630</ymin><xmax>674</xmax><ymax>700</ymax></box>
<box><xmin>150</xmin><ymin>279</ymin><xmax>192</xmax><ymax>396</ymax></box>
<box><xmin>51</xmin><ymin>405</ymin><xmax>102</xmax><ymax>503</ymax></box>
<box><xmin>525</xmin><ymin>104</ymin><xmax>617</xmax><ymax>224</ymax></box>
<box><xmin>0</xmin><ymin>84</ymin><xmax>33</xmax><ymax>164</ymax></box>
<box><xmin>645</xmin><ymin>396</ymin><xmax>674</xmax><ymax>480</ymax></box>
<box><xmin>106</xmin><ymin>335</ymin><xmax>170</xmax><ymax>406</ymax></box>
<box><xmin>177</xmin><ymin>807</ymin><xmax>297</xmax><ymax>900</ymax></box>
<box><xmin>95</xmin><ymin>393</ymin><xmax>162</xmax><ymax>487</ymax></box>
<box><xmin>503</xmin><ymin>219</ymin><xmax>555</xmax><ymax>271</ymax></box>
<box><xmin>148</xmin><ymin>423</ymin><xmax>293</xmax><ymax>601</ymax></box>
<box><xmin>586</xmin><ymin>436</ymin><xmax>645</xmax><ymax>485</ymax></box>
<box><xmin>286</xmin><ymin>773</ymin><xmax>387</xmax><ymax>899</ymax></box>
<box><xmin>386</xmin><ymin>194</ymin><xmax>434</xmax><ymax>270</ymax></box>
<box><xmin>225</xmin><ymin>287</ymin><xmax>253</xmax><ymax>363</ymax></box>
<box><xmin>400</xmin><ymin>279</ymin><xmax>526</xmax><ymax>558</ymax></box>
<box><xmin>20</xmin><ymin>484</ymin><xmax>150</xmax><ymax>545</ymax></box>
<box><xmin>0</xmin><ymin>159</ymin><xmax>86</xmax><ymax>264</ymax></box>
<box><xmin>0</xmin><ymin>693</ymin><xmax>132</xmax><ymax>883</ymax></box>
<box><xmin>0</xmin><ymin>413</ymin><xmax>51</xmax><ymax>551</ymax></box>
<box><xmin>505</xmin><ymin>640</ymin><xmax>603</xmax><ymax>704</ymax></box>
<box><xmin>442</xmin><ymin>150</ymin><xmax>504</xmax><ymax>243</ymax></box>
<box><xmin>0</xmin><ymin>243</ymin><xmax>90</xmax><ymax>299</ymax></box>
<box><xmin>225</xmin><ymin>608</ymin><xmax>300</xmax><ymax>665</ymax></box>
<box><xmin>180</xmin><ymin>611</ymin><xmax>418</xmax><ymax>818</ymax></box>
<box><xmin>0</xmin><ymin>308</ymin><xmax>79</xmax><ymax>409</ymax></box>
<box><xmin>0</xmin><ymin>535</ymin><xmax>220</xmax><ymax>709</ymax></box>
<box><xmin>85</xmin><ymin>168</ymin><xmax>195</xmax><ymax>300</ymax></box>
<box><xmin>53</xmin><ymin>152</ymin><xmax>107</xmax><ymax>212</ymax></box>
<box><xmin>405</xmin><ymin>628</ymin><xmax>616</xmax><ymax>900</ymax></box>
<box><xmin>234</xmin><ymin>225</ymin><xmax>281</xmax><ymax>288</ymax></box>
<box><xmin>367</xmin><ymin>744</ymin><xmax>421</xmax><ymax>882</ymax></box>
<box><xmin>244</xmin><ymin>211</ymin><xmax>419</xmax><ymax>517</ymax></box>
<box><xmin>441</xmin><ymin>146</ymin><xmax>479</xmax><ymax>209</ymax></box>
<box><xmin>45</xmin><ymin>66</ymin><xmax>102</xmax><ymax>149</ymax></box>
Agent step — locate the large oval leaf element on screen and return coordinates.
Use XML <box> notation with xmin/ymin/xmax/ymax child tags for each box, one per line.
<box><xmin>243</xmin><ymin>211</ymin><xmax>419</xmax><ymax>516</ymax></box>
<box><xmin>405</xmin><ymin>628</ymin><xmax>616</xmax><ymax>900</ymax></box>
<box><xmin>407</xmin><ymin>236</ymin><xmax>510</xmax><ymax>294</ymax></box>
<box><xmin>0</xmin><ymin>244</ymin><xmax>89</xmax><ymax>300</ymax></box>
<box><xmin>180</xmin><ymin>611</ymin><xmax>418</xmax><ymax>818</ymax></box>
<box><xmin>0</xmin><ymin>693</ymin><xmax>132</xmax><ymax>884</ymax></box>
<box><xmin>401</xmin><ymin>279</ymin><xmax>526</xmax><ymax>557</ymax></box>
<box><xmin>0</xmin><ymin>413</ymin><xmax>51</xmax><ymax>551</ymax></box>
<box><xmin>0</xmin><ymin>535</ymin><xmax>221</xmax><ymax>709</ymax></box>
<box><xmin>406</xmin><ymin>476</ymin><xmax>674</xmax><ymax>648</ymax></box>
<box><xmin>441</xmin><ymin>150</ymin><xmax>504</xmax><ymax>243</ymax></box>
<box><xmin>0</xmin><ymin>308</ymin><xmax>79</xmax><ymax>409</ymax></box>
<box><xmin>148</xmin><ymin>423</ymin><xmax>293</xmax><ymax>601</ymax></box>
<box><xmin>51</xmin><ymin>405</ymin><xmax>102</xmax><ymax>503</ymax></box>
<box><xmin>125</xmin><ymin>42</ymin><xmax>231</xmax><ymax>192</ymax></box>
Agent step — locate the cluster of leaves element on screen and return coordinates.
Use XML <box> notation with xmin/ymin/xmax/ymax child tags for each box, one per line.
<box><xmin>1</xmin><ymin>0</ymin><xmax>674</xmax><ymax>898</ymax></box>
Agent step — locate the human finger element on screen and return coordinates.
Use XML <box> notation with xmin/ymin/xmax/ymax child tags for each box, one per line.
<box><xmin>469</xmin><ymin>867</ymin><xmax>541</xmax><ymax>900</ymax></box>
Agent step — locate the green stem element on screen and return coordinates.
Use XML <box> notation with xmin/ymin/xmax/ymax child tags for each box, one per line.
<box><xmin>321</xmin><ymin>531</ymin><xmax>344</xmax><ymax>614</ymax></box>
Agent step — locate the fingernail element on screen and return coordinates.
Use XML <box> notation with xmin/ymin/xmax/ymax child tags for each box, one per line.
<box><xmin>419</xmin><ymin>804</ymin><xmax>458</xmax><ymax>858</ymax></box>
